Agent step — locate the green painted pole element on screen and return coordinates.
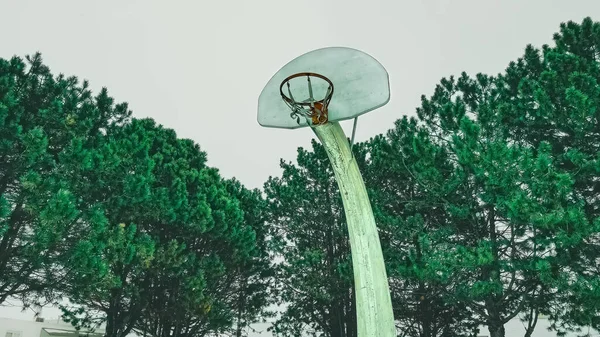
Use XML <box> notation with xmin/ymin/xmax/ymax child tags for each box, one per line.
<box><xmin>311</xmin><ymin>121</ymin><xmax>396</xmax><ymax>337</ymax></box>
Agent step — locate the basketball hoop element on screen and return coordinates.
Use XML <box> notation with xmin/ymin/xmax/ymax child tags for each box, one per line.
<box><xmin>280</xmin><ymin>72</ymin><xmax>334</xmax><ymax>126</ymax></box>
<box><xmin>259</xmin><ymin>47</ymin><xmax>395</xmax><ymax>337</ymax></box>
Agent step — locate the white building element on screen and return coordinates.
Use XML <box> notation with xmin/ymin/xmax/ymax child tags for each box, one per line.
<box><xmin>0</xmin><ymin>317</ymin><xmax>104</xmax><ymax>337</ymax></box>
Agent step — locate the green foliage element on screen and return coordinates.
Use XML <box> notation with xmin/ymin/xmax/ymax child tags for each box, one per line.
<box><xmin>365</xmin><ymin>16</ymin><xmax>600</xmax><ymax>337</ymax></box>
<box><xmin>492</xmin><ymin>17</ymin><xmax>600</xmax><ymax>334</ymax></box>
<box><xmin>265</xmin><ymin>140</ymin><xmax>357</xmax><ymax>337</ymax></box>
<box><xmin>398</xmin><ymin>63</ymin><xmax>560</xmax><ymax>337</ymax></box>
<box><xmin>62</xmin><ymin>118</ymin><xmax>266</xmax><ymax>337</ymax></box>
<box><xmin>0</xmin><ymin>53</ymin><xmax>130</xmax><ymax>307</ymax></box>
<box><xmin>0</xmin><ymin>53</ymin><xmax>271</xmax><ymax>337</ymax></box>
<box><xmin>223</xmin><ymin>178</ymin><xmax>274</xmax><ymax>337</ymax></box>
<box><xmin>367</xmin><ymin>118</ymin><xmax>479</xmax><ymax>337</ymax></box>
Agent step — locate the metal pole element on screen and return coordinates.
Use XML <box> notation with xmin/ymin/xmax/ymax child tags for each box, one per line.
<box><xmin>311</xmin><ymin>121</ymin><xmax>395</xmax><ymax>337</ymax></box>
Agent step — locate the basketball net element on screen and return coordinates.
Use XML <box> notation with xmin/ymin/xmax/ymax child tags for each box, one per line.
<box><xmin>280</xmin><ymin>73</ymin><xmax>333</xmax><ymax>126</ymax></box>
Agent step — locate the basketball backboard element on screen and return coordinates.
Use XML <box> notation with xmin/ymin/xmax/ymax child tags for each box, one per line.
<box><xmin>257</xmin><ymin>47</ymin><xmax>390</xmax><ymax>129</ymax></box>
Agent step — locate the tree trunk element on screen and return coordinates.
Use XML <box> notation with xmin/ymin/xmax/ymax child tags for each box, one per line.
<box><xmin>485</xmin><ymin>207</ymin><xmax>505</xmax><ymax>337</ymax></box>
<box><xmin>413</xmin><ymin>235</ymin><xmax>432</xmax><ymax>337</ymax></box>
<box><xmin>235</xmin><ymin>270</ymin><xmax>245</xmax><ymax>337</ymax></box>
<box><xmin>347</xmin><ymin>286</ymin><xmax>357</xmax><ymax>337</ymax></box>
<box><xmin>523</xmin><ymin>308</ymin><xmax>539</xmax><ymax>337</ymax></box>
<box><xmin>106</xmin><ymin>315</ymin><xmax>115</xmax><ymax>337</ymax></box>
<box><xmin>325</xmin><ymin>188</ymin><xmax>343</xmax><ymax>337</ymax></box>
<box><xmin>488</xmin><ymin>323</ymin><xmax>505</xmax><ymax>337</ymax></box>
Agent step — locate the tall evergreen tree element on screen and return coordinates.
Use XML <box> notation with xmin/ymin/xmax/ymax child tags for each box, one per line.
<box><xmin>376</xmin><ymin>17</ymin><xmax>600</xmax><ymax>337</ymax></box>
<box><xmin>0</xmin><ymin>53</ymin><xmax>130</xmax><ymax>307</ymax></box>
<box><xmin>62</xmin><ymin>118</ymin><xmax>261</xmax><ymax>337</ymax></box>
<box><xmin>410</xmin><ymin>71</ymin><xmax>546</xmax><ymax>337</ymax></box>
<box><xmin>134</xmin><ymin>178</ymin><xmax>273</xmax><ymax>337</ymax></box>
<box><xmin>0</xmin><ymin>53</ymin><xmax>270</xmax><ymax>337</ymax></box>
<box><xmin>224</xmin><ymin>179</ymin><xmax>274</xmax><ymax>337</ymax></box>
<box><xmin>265</xmin><ymin>140</ymin><xmax>358</xmax><ymax>337</ymax></box>
<box><xmin>492</xmin><ymin>17</ymin><xmax>600</xmax><ymax>334</ymax></box>
<box><xmin>367</xmin><ymin>118</ymin><xmax>479</xmax><ymax>337</ymax></box>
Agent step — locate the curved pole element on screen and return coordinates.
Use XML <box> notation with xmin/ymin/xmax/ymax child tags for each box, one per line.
<box><xmin>312</xmin><ymin>121</ymin><xmax>395</xmax><ymax>337</ymax></box>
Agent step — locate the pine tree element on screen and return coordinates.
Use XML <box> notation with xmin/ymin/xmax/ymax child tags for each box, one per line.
<box><xmin>411</xmin><ymin>71</ymin><xmax>545</xmax><ymax>337</ymax></box>
<box><xmin>376</xmin><ymin>17</ymin><xmax>600</xmax><ymax>337</ymax></box>
<box><xmin>265</xmin><ymin>140</ymin><xmax>358</xmax><ymax>337</ymax></box>
<box><xmin>492</xmin><ymin>17</ymin><xmax>600</xmax><ymax>334</ymax></box>
<box><xmin>62</xmin><ymin>119</ymin><xmax>265</xmax><ymax>337</ymax></box>
<box><xmin>0</xmin><ymin>53</ymin><xmax>130</xmax><ymax>307</ymax></box>
<box><xmin>224</xmin><ymin>179</ymin><xmax>274</xmax><ymax>337</ymax></box>
<box><xmin>367</xmin><ymin>118</ymin><xmax>479</xmax><ymax>337</ymax></box>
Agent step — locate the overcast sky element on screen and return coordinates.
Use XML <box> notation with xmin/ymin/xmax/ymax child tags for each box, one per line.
<box><xmin>1</xmin><ymin>0</ymin><xmax>599</xmax><ymax>335</ymax></box>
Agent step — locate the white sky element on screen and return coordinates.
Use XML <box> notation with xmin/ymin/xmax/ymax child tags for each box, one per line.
<box><xmin>1</xmin><ymin>0</ymin><xmax>599</xmax><ymax>336</ymax></box>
